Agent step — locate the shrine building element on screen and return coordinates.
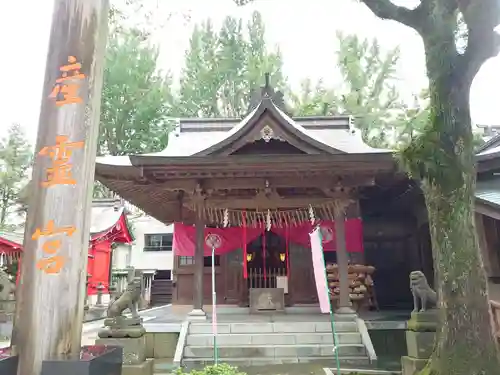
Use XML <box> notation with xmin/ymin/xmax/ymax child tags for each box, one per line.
<box><xmin>94</xmin><ymin>78</ymin><xmax>435</xmax><ymax>317</ymax></box>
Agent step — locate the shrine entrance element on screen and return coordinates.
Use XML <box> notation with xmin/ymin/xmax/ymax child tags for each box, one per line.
<box><xmin>246</xmin><ymin>231</ymin><xmax>288</xmax><ymax>290</ymax></box>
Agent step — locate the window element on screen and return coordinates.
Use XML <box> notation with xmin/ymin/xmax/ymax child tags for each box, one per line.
<box><xmin>179</xmin><ymin>256</ymin><xmax>220</xmax><ymax>267</ymax></box>
<box><xmin>144</xmin><ymin>234</ymin><xmax>173</xmax><ymax>251</ymax></box>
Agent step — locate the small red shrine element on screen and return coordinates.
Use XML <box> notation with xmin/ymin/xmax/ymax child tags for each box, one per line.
<box><xmin>1</xmin><ymin>199</ymin><xmax>134</xmax><ymax>295</ymax></box>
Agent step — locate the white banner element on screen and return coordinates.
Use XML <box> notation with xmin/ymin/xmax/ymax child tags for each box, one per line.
<box><xmin>310</xmin><ymin>227</ymin><xmax>330</xmax><ymax>313</ymax></box>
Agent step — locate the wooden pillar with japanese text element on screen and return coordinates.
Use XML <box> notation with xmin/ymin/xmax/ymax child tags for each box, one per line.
<box><xmin>12</xmin><ymin>1</ymin><xmax>109</xmax><ymax>374</ymax></box>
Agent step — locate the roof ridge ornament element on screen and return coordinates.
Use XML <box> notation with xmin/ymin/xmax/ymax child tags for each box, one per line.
<box><xmin>246</xmin><ymin>73</ymin><xmax>288</xmax><ymax>115</ymax></box>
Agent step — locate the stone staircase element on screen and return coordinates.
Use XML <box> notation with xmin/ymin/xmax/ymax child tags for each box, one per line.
<box><xmin>182</xmin><ymin>318</ymin><xmax>371</xmax><ymax>368</ymax></box>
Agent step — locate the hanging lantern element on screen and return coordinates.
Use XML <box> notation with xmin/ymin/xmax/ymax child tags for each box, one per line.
<box><xmin>247</xmin><ymin>253</ymin><xmax>253</xmax><ymax>262</ymax></box>
<box><xmin>279</xmin><ymin>253</ymin><xmax>286</xmax><ymax>262</ymax></box>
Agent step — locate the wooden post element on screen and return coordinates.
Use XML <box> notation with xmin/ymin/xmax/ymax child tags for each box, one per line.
<box><xmin>188</xmin><ymin>214</ymin><xmax>206</xmax><ymax>320</ymax></box>
<box><xmin>334</xmin><ymin>202</ymin><xmax>355</xmax><ymax>314</ymax></box>
<box><xmin>11</xmin><ymin>0</ymin><xmax>109</xmax><ymax>374</ymax></box>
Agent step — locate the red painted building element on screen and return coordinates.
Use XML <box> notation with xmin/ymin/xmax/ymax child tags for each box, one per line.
<box><xmin>87</xmin><ymin>200</ymin><xmax>134</xmax><ymax>295</ymax></box>
<box><xmin>0</xmin><ymin>199</ymin><xmax>134</xmax><ymax>295</ymax></box>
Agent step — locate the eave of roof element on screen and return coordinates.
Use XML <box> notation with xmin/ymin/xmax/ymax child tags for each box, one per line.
<box><xmin>476</xmin><ymin>178</ymin><xmax>500</xmax><ymax>209</ymax></box>
<box><xmin>0</xmin><ymin>231</ymin><xmax>23</xmax><ymax>253</ymax></box>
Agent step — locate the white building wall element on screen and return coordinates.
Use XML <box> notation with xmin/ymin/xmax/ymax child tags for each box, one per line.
<box><xmin>112</xmin><ymin>243</ymin><xmax>132</xmax><ymax>269</ymax></box>
<box><xmin>129</xmin><ymin>216</ymin><xmax>174</xmax><ymax>272</ymax></box>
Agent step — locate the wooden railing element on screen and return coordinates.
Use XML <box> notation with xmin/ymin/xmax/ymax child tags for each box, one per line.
<box><xmin>491</xmin><ymin>300</ymin><xmax>500</xmax><ymax>342</ymax></box>
<box><xmin>247</xmin><ymin>267</ymin><xmax>287</xmax><ymax>289</ymax></box>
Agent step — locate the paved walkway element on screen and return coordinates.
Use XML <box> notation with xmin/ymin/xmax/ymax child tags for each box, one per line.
<box><xmin>1</xmin><ymin>304</ymin><xmax>173</xmax><ymax>348</ymax></box>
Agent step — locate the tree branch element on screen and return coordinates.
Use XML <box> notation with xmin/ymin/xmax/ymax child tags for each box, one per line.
<box><xmin>359</xmin><ymin>0</ymin><xmax>425</xmax><ymax>33</ymax></box>
<box><xmin>458</xmin><ymin>0</ymin><xmax>500</xmax><ymax>85</ymax></box>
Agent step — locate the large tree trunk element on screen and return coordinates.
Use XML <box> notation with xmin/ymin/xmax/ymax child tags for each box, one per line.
<box><xmin>423</xmin><ymin>176</ymin><xmax>498</xmax><ymax>374</ymax></box>
<box><xmin>416</xmin><ymin>47</ymin><xmax>499</xmax><ymax>374</ymax></box>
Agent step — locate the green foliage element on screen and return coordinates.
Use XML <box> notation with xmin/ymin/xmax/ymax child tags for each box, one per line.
<box><xmin>0</xmin><ymin>124</ymin><xmax>32</xmax><ymax>229</ymax></box>
<box><xmin>179</xmin><ymin>11</ymin><xmax>287</xmax><ymax>117</ymax></box>
<box><xmin>291</xmin><ymin>32</ymin><xmax>418</xmax><ymax>148</ymax></box>
<box><xmin>175</xmin><ymin>364</ymin><xmax>246</xmax><ymax>375</ymax></box>
<box><xmin>99</xmin><ymin>26</ymin><xmax>177</xmax><ymax>156</ymax></box>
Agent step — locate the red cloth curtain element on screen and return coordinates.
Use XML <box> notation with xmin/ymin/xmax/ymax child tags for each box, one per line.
<box><xmin>173</xmin><ymin>218</ymin><xmax>364</xmax><ymax>256</ymax></box>
<box><xmin>272</xmin><ymin>219</ymin><xmax>364</xmax><ymax>252</ymax></box>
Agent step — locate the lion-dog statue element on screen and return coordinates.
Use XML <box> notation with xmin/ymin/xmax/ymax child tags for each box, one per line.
<box><xmin>98</xmin><ymin>277</ymin><xmax>145</xmax><ymax>338</ymax></box>
<box><xmin>410</xmin><ymin>270</ymin><xmax>437</xmax><ymax>313</ymax></box>
<box><xmin>0</xmin><ymin>269</ymin><xmax>15</xmax><ymax>301</ymax></box>
<box><xmin>107</xmin><ymin>277</ymin><xmax>141</xmax><ymax>319</ymax></box>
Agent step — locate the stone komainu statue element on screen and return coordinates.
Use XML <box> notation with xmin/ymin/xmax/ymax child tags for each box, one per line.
<box><xmin>0</xmin><ymin>269</ymin><xmax>15</xmax><ymax>301</ymax></box>
<box><xmin>107</xmin><ymin>277</ymin><xmax>142</xmax><ymax>318</ymax></box>
<box><xmin>98</xmin><ymin>277</ymin><xmax>145</xmax><ymax>338</ymax></box>
<box><xmin>410</xmin><ymin>270</ymin><xmax>437</xmax><ymax>312</ymax></box>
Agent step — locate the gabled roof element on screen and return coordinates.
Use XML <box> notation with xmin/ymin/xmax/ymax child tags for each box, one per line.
<box><xmin>89</xmin><ymin>200</ymin><xmax>134</xmax><ymax>243</ymax></box>
<box><xmin>191</xmin><ymin>97</ymin><xmax>387</xmax><ymax>156</ymax></box>
<box><xmin>97</xmin><ymin>101</ymin><xmax>389</xmax><ymax>169</ymax></box>
<box><xmin>0</xmin><ymin>231</ymin><xmax>22</xmax><ymax>254</ymax></box>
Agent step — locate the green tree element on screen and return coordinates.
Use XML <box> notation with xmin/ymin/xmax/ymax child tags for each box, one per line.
<box><xmin>99</xmin><ymin>26</ymin><xmax>177</xmax><ymax>156</ymax></box>
<box><xmin>291</xmin><ymin>32</ymin><xmax>406</xmax><ymax>148</ymax></box>
<box><xmin>179</xmin><ymin>11</ymin><xmax>287</xmax><ymax>118</ymax></box>
<box><xmin>289</xmin><ymin>79</ymin><xmax>337</xmax><ymax>117</ymax></box>
<box><xmin>0</xmin><ymin>124</ymin><xmax>32</xmax><ymax>229</ymax></box>
<box><xmin>235</xmin><ymin>0</ymin><xmax>500</xmax><ymax>374</ymax></box>
<box><xmin>179</xmin><ymin>20</ymin><xmax>221</xmax><ymax>117</ymax></box>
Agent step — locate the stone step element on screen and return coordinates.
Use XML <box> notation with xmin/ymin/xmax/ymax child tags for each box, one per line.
<box><xmin>182</xmin><ymin>356</ymin><xmax>370</xmax><ymax>368</ymax></box>
<box><xmin>184</xmin><ymin>343</ymin><xmax>366</xmax><ymax>358</ymax></box>
<box><xmin>189</xmin><ymin>321</ymin><xmax>358</xmax><ymax>335</ymax></box>
<box><xmin>186</xmin><ymin>332</ymin><xmax>362</xmax><ymax>346</ymax></box>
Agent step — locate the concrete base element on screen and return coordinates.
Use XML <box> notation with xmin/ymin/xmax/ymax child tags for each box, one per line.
<box><xmin>96</xmin><ymin>336</ymin><xmax>146</xmax><ymax>365</ymax></box>
<box><xmin>336</xmin><ymin>306</ymin><xmax>356</xmax><ymax>315</ymax></box>
<box><xmin>401</xmin><ymin>356</ymin><xmax>428</xmax><ymax>375</ymax></box>
<box><xmin>187</xmin><ymin>309</ymin><xmax>207</xmax><ymax>321</ymax></box>
<box><xmin>407</xmin><ymin>310</ymin><xmax>437</xmax><ymax>332</ymax></box>
<box><xmin>249</xmin><ymin>288</ymin><xmax>285</xmax><ymax>313</ymax></box>
<box><xmin>406</xmin><ymin>330</ymin><xmax>435</xmax><ymax>359</ymax></box>
<box><xmin>122</xmin><ymin>358</ymin><xmax>153</xmax><ymax>375</ymax></box>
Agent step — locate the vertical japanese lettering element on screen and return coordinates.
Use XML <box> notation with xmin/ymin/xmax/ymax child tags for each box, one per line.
<box><xmin>33</xmin><ymin>221</ymin><xmax>75</xmax><ymax>274</ymax></box>
<box><xmin>49</xmin><ymin>56</ymin><xmax>85</xmax><ymax>106</ymax></box>
<box><xmin>38</xmin><ymin>135</ymin><xmax>84</xmax><ymax>187</ymax></box>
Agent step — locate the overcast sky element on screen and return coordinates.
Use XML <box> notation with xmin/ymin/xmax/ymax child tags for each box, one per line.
<box><xmin>0</xmin><ymin>0</ymin><xmax>499</xmax><ymax>147</ymax></box>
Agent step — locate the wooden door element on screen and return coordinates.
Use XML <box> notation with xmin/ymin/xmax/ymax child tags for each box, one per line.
<box><xmin>223</xmin><ymin>248</ymin><xmax>244</xmax><ymax>304</ymax></box>
<box><xmin>289</xmin><ymin>243</ymin><xmax>317</xmax><ymax>304</ymax></box>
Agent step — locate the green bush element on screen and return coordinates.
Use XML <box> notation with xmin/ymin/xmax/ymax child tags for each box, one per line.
<box><xmin>175</xmin><ymin>364</ymin><xmax>247</xmax><ymax>375</ymax></box>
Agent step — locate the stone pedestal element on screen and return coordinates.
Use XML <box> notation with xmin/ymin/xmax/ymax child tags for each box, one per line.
<box><xmin>122</xmin><ymin>358</ymin><xmax>154</xmax><ymax>375</ymax></box>
<box><xmin>187</xmin><ymin>308</ymin><xmax>207</xmax><ymax>321</ymax></box>
<box><xmin>402</xmin><ymin>355</ymin><xmax>428</xmax><ymax>375</ymax></box>
<box><xmin>249</xmin><ymin>288</ymin><xmax>285</xmax><ymax>313</ymax></box>
<box><xmin>96</xmin><ymin>336</ymin><xmax>153</xmax><ymax>375</ymax></box>
<box><xmin>406</xmin><ymin>331</ymin><xmax>435</xmax><ymax>359</ymax></box>
<box><xmin>98</xmin><ymin>317</ymin><xmax>146</xmax><ymax>338</ymax></box>
<box><xmin>407</xmin><ymin>310</ymin><xmax>438</xmax><ymax>332</ymax></box>
<box><xmin>401</xmin><ymin>310</ymin><xmax>437</xmax><ymax>375</ymax></box>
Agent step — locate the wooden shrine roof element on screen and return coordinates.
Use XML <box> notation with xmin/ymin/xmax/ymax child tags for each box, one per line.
<box><xmin>95</xmin><ymin>94</ymin><xmax>399</xmax><ymax>225</ymax></box>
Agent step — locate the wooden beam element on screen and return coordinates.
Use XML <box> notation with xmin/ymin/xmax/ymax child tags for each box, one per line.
<box><xmin>142</xmin><ymin>175</ymin><xmax>375</xmax><ymax>191</ymax></box>
<box><xmin>185</xmin><ymin>196</ymin><xmax>347</xmax><ymax>210</ymax></box>
<box><xmin>12</xmin><ymin>0</ymin><xmax>109</xmax><ymax>372</ymax></box>
<box><xmin>132</xmin><ymin>153</ymin><xmax>395</xmax><ymax>168</ymax></box>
